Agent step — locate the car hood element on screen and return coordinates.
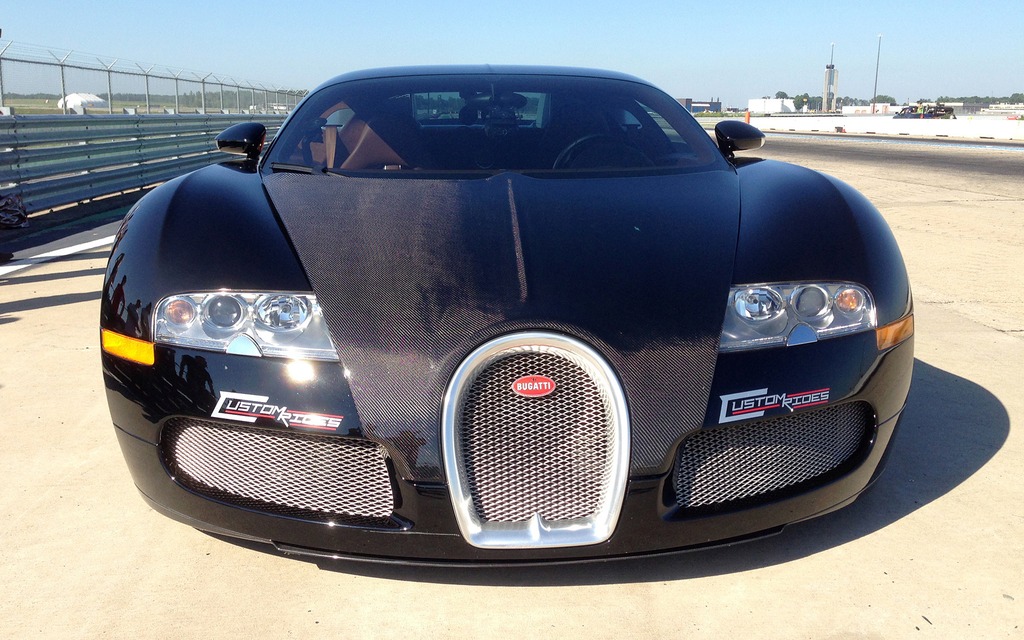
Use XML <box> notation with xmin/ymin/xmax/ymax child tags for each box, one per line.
<box><xmin>263</xmin><ymin>170</ymin><xmax>740</xmax><ymax>479</ymax></box>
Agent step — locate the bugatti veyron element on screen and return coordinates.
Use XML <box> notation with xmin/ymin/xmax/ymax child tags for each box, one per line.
<box><xmin>100</xmin><ymin>66</ymin><xmax>914</xmax><ymax>563</ymax></box>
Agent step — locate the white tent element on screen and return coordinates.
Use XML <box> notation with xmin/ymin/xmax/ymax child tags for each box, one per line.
<box><xmin>57</xmin><ymin>93</ymin><xmax>108</xmax><ymax>110</ymax></box>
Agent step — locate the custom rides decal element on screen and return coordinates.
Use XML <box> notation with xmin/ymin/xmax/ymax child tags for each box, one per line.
<box><xmin>718</xmin><ymin>387</ymin><xmax>831</xmax><ymax>423</ymax></box>
<box><xmin>212</xmin><ymin>391</ymin><xmax>344</xmax><ymax>431</ymax></box>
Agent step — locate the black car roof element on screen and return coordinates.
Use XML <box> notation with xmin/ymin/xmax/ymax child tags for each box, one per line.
<box><xmin>314</xmin><ymin>65</ymin><xmax>652</xmax><ymax>92</ymax></box>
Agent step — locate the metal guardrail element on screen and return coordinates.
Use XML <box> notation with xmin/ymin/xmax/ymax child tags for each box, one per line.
<box><xmin>0</xmin><ymin>113</ymin><xmax>286</xmax><ymax>212</ymax></box>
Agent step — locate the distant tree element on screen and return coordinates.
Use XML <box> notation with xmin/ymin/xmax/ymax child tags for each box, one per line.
<box><xmin>872</xmin><ymin>94</ymin><xmax>896</xmax><ymax>105</ymax></box>
<box><xmin>793</xmin><ymin>93</ymin><xmax>810</xmax><ymax>110</ymax></box>
<box><xmin>933</xmin><ymin>94</ymin><xmax>1024</xmax><ymax>104</ymax></box>
<box><xmin>807</xmin><ymin>95</ymin><xmax>823</xmax><ymax>111</ymax></box>
<box><xmin>917</xmin><ymin>98</ymin><xmax>932</xmax><ymax>104</ymax></box>
<box><xmin>775</xmin><ymin>91</ymin><xmax>790</xmax><ymax>99</ymax></box>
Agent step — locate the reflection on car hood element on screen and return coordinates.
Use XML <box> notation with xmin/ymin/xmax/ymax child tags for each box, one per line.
<box><xmin>263</xmin><ymin>171</ymin><xmax>741</xmax><ymax>481</ymax></box>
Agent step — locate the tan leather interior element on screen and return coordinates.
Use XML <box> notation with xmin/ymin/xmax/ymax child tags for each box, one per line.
<box><xmin>337</xmin><ymin>118</ymin><xmax>407</xmax><ymax>170</ymax></box>
<box><xmin>308</xmin><ymin>141</ymin><xmax>326</xmax><ymax>165</ymax></box>
<box><xmin>323</xmin><ymin>125</ymin><xmax>339</xmax><ymax>169</ymax></box>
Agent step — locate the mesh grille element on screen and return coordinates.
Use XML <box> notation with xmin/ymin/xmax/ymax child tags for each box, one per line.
<box><xmin>162</xmin><ymin>418</ymin><xmax>395</xmax><ymax>526</ymax></box>
<box><xmin>674</xmin><ymin>402</ymin><xmax>873</xmax><ymax>509</ymax></box>
<box><xmin>459</xmin><ymin>349</ymin><xmax>614</xmax><ymax>522</ymax></box>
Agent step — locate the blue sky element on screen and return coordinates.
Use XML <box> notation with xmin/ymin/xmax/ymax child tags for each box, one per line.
<box><xmin>3</xmin><ymin>1</ymin><xmax>1022</xmax><ymax>107</ymax></box>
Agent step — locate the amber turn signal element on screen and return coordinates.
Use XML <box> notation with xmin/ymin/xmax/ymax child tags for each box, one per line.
<box><xmin>101</xmin><ymin>329</ymin><xmax>156</xmax><ymax>366</ymax></box>
<box><xmin>876</xmin><ymin>314</ymin><xmax>914</xmax><ymax>351</ymax></box>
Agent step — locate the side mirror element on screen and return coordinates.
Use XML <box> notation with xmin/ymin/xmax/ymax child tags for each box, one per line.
<box><xmin>216</xmin><ymin>122</ymin><xmax>267</xmax><ymax>161</ymax></box>
<box><xmin>714</xmin><ymin>120</ymin><xmax>765</xmax><ymax>159</ymax></box>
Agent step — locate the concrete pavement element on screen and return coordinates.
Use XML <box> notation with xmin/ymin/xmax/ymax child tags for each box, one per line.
<box><xmin>0</xmin><ymin>140</ymin><xmax>1021</xmax><ymax>638</ymax></box>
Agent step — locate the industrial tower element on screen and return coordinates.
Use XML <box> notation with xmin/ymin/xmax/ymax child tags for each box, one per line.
<box><xmin>822</xmin><ymin>43</ymin><xmax>839</xmax><ymax>112</ymax></box>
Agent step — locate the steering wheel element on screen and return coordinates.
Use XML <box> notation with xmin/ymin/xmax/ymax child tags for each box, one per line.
<box><xmin>552</xmin><ymin>134</ymin><xmax>654</xmax><ymax>169</ymax></box>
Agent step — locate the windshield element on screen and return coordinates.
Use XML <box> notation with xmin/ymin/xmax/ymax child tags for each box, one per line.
<box><xmin>266</xmin><ymin>73</ymin><xmax>723</xmax><ymax>176</ymax></box>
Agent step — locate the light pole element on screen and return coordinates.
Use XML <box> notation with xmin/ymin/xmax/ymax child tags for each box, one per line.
<box><xmin>871</xmin><ymin>34</ymin><xmax>882</xmax><ymax>114</ymax></box>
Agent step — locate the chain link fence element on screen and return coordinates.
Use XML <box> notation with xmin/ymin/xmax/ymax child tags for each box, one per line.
<box><xmin>0</xmin><ymin>41</ymin><xmax>307</xmax><ymax>115</ymax></box>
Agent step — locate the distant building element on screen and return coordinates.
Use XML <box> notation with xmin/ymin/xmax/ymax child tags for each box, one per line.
<box><xmin>747</xmin><ymin>98</ymin><xmax>797</xmax><ymax>114</ymax></box>
<box><xmin>947</xmin><ymin>103</ymin><xmax>986</xmax><ymax>115</ymax></box>
<box><xmin>677</xmin><ymin>98</ymin><xmax>723</xmax><ymax>113</ymax></box>
<box><xmin>982</xmin><ymin>103</ymin><xmax>1024</xmax><ymax>116</ymax></box>
<box><xmin>842</xmin><ymin>103</ymin><xmax>898</xmax><ymax>115</ymax></box>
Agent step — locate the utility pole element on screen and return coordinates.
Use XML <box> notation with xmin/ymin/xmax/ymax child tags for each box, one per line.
<box><xmin>871</xmin><ymin>34</ymin><xmax>882</xmax><ymax>114</ymax></box>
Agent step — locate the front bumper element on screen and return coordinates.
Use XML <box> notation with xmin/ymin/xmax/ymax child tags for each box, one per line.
<box><xmin>116</xmin><ymin>408</ymin><xmax>901</xmax><ymax>563</ymax></box>
<box><xmin>104</xmin><ymin>332</ymin><xmax>913</xmax><ymax>563</ymax></box>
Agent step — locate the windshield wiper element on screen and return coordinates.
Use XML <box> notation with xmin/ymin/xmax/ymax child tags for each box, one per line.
<box><xmin>270</xmin><ymin>162</ymin><xmax>315</xmax><ymax>174</ymax></box>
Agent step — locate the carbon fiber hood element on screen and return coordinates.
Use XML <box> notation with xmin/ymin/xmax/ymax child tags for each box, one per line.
<box><xmin>264</xmin><ymin>170</ymin><xmax>740</xmax><ymax>481</ymax></box>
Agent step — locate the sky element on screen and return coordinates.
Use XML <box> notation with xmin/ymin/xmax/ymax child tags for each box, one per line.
<box><xmin>3</xmin><ymin>0</ymin><xmax>1022</xmax><ymax>108</ymax></box>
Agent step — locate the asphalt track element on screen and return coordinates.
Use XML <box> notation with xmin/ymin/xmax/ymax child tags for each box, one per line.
<box><xmin>1</xmin><ymin>136</ymin><xmax>1022</xmax><ymax>638</ymax></box>
<box><xmin>765</xmin><ymin>133</ymin><xmax>1024</xmax><ymax>178</ymax></box>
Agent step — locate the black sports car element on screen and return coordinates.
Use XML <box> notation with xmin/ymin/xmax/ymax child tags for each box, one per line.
<box><xmin>894</xmin><ymin>104</ymin><xmax>956</xmax><ymax>119</ymax></box>
<box><xmin>101</xmin><ymin>66</ymin><xmax>914</xmax><ymax>563</ymax></box>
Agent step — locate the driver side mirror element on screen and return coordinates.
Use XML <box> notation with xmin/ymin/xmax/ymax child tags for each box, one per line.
<box><xmin>216</xmin><ymin>122</ymin><xmax>267</xmax><ymax>161</ymax></box>
<box><xmin>714</xmin><ymin>120</ymin><xmax>765</xmax><ymax>159</ymax></box>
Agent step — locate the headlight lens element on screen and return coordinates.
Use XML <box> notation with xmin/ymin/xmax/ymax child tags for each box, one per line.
<box><xmin>155</xmin><ymin>291</ymin><xmax>338</xmax><ymax>361</ymax></box>
<box><xmin>791</xmin><ymin>285</ymin><xmax>831</xmax><ymax>319</ymax></box>
<box><xmin>734</xmin><ymin>287</ymin><xmax>785</xmax><ymax>322</ymax></box>
<box><xmin>162</xmin><ymin>297</ymin><xmax>197</xmax><ymax>331</ymax></box>
<box><xmin>835</xmin><ymin>287</ymin><xmax>867</xmax><ymax>314</ymax></box>
<box><xmin>204</xmin><ymin>295</ymin><xmax>246</xmax><ymax>329</ymax></box>
<box><xmin>254</xmin><ymin>294</ymin><xmax>311</xmax><ymax>332</ymax></box>
<box><xmin>720</xmin><ymin>282</ymin><xmax>876</xmax><ymax>352</ymax></box>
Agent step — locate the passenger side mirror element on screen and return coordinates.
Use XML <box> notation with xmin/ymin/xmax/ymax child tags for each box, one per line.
<box><xmin>216</xmin><ymin>122</ymin><xmax>267</xmax><ymax>161</ymax></box>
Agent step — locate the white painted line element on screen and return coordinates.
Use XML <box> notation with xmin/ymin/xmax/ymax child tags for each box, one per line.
<box><xmin>0</xmin><ymin>234</ymin><xmax>116</xmax><ymax>278</ymax></box>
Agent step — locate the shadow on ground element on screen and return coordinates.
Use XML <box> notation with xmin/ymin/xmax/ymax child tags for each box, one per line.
<box><xmin>0</xmin><ymin>265</ymin><xmax>107</xmax><ymax>286</ymax></box>
<box><xmin>208</xmin><ymin>358</ymin><xmax>1007</xmax><ymax>585</ymax></box>
<box><xmin>0</xmin><ymin>192</ymin><xmax>140</xmax><ymax>255</ymax></box>
<box><xmin>0</xmin><ymin>251</ymin><xmax>107</xmax><ymax>323</ymax></box>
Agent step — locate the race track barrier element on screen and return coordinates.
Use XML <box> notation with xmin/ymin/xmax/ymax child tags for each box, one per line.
<box><xmin>0</xmin><ymin>113</ymin><xmax>286</xmax><ymax>213</ymax></box>
<box><xmin>746</xmin><ymin>114</ymin><xmax>1023</xmax><ymax>141</ymax></box>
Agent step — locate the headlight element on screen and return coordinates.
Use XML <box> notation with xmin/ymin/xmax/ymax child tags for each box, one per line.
<box><xmin>720</xmin><ymin>282</ymin><xmax>876</xmax><ymax>352</ymax></box>
<box><xmin>204</xmin><ymin>295</ymin><xmax>246</xmax><ymax>330</ymax></box>
<box><xmin>734</xmin><ymin>287</ymin><xmax>785</xmax><ymax>322</ymax></box>
<box><xmin>155</xmin><ymin>291</ymin><xmax>338</xmax><ymax>361</ymax></box>
<box><xmin>254</xmin><ymin>294</ymin><xmax>312</xmax><ymax>332</ymax></box>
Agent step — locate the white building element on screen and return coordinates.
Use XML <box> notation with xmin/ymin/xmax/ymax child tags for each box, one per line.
<box><xmin>747</xmin><ymin>98</ymin><xmax>797</xmax><ymax>114</ymax></box>
<box><xmin>842</xmin><ymin>103</ymin><xmax>899</xmax><ymax>115</ymax></box>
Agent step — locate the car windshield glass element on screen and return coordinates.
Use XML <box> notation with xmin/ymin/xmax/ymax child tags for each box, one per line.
<box><xmin>266</xmin><ymin>74</ymin><xmax>723</xmax><ymax>176</ymax></box>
